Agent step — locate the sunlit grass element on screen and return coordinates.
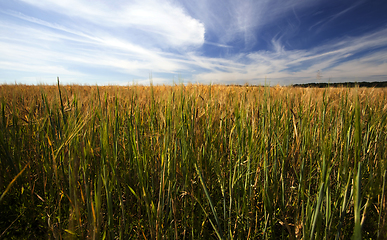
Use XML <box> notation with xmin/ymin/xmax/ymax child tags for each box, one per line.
<box><xmin>0</xmin><ymin>82</ymin><xmax>386</xmax><ymax>239</ymax></box>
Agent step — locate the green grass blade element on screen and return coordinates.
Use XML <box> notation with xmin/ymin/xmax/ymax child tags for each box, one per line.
<box><xmin>195</xmin><ymin>163</ymin><xmax>223</xmax><ymax>239</ymax></box>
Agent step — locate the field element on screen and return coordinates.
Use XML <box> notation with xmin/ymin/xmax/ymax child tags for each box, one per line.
<box><xmin>0</xmin><ymin>82</ymin><xmax>386</xmax><ymax>239</ymax></box>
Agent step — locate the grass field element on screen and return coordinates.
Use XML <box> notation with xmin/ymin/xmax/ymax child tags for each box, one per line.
<box><xmin>0</xmin><ymin>82</ymin><xmax>386</xmax><ymax>239</ymax></box>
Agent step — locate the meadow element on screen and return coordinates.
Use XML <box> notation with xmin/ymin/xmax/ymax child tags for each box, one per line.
<box><xmin>0</xmin><ymin>82</ymin><xmax>386</xmax><ymax>239</ymax></box>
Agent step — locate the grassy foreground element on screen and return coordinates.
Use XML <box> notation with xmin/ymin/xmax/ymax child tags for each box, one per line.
<box><xmin>0</xmin><ymin>82</ymin><xmax>386</xmax><ymax>239</ymax></box>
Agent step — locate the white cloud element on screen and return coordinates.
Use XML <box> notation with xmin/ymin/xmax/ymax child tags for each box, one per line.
<box><xmin>19</xmin><ymin>0</ymin><xmax>205</xmax><ymax>48</ymax></box>
<box><xmin>0</xmin><ymin>15</ymin><xmax>189</xmax><ymax>78</ymax></box>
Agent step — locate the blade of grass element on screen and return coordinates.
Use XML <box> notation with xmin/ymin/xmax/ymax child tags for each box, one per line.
<box><xmin>194</xmin><ymin>163</ymin><xmax>223</xmax><ymax>239</ymax></box>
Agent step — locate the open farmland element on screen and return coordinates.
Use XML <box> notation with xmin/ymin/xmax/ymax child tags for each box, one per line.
<box><xmin>0</xmin><ymin>83</ymin><xmax>386</xmax><ymax>239</ymax></box>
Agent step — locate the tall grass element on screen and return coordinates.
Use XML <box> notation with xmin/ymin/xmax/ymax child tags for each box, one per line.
<box><xmin>0</xmin><ymin>83</ymin><xmax>386</xmax><ymax>239</ymax></box>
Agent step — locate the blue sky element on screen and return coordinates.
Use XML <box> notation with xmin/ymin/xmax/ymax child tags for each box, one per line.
<box><xmin>1</xmin><ymin>0</ymin><xmax>387</xmax><ymax>85</ymax></box>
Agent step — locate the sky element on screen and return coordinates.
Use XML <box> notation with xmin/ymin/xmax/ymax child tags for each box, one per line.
<box><xmin>1</xmin><ymin>0</ymin><xmax>387</xmax><ymax>86</ymax></box>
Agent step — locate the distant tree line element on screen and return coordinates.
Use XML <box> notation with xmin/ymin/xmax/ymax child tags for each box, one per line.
<box><xmin>292</xmin><ymin>81</ymin><xmax>387</xmax><ymax>88</ymax></box>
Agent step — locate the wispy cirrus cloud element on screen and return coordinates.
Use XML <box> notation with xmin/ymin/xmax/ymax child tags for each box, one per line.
<box><xmin>181</xmin><ymin>0</ymin><xmax>319</xmax><ymax>49</ymax></box>
<box><xmin>193</xmin><ymin>27</ymin><xmax>387</xmax><ymax>85</ymax></box>
<box><xmin>308</xmin><ymin>0</ymin><xmax>365</xmax><ymax>33</ymax></box>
